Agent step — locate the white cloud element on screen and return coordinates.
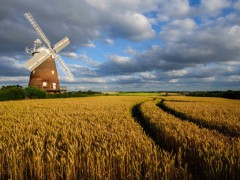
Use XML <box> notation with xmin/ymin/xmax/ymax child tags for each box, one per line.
<box><xmin>84</xmin><ymin>0</ymin><xmax>109</xmax><ymax>9</ymax></box>
<box><xmin>201</xmin><ymin>0</ymin><xmax>230</xmax><ymax>14</ymax></box>
<box><xmin>62</xmin><ymin>52</ymin><xmax>100</xmax><ymax>66</ymax></box>
<box><xmin>105</xmin><ymin>38</ymin><xmax>114</xmax><ymax>45</ymax></box>
<box><xmin>167</xmin><ymin>70</ymin><xmax>188</xmax><ymax>77</ymax></box>
<box><xmin>0</xmin><ymin>56</ymin><xmax>28</xmax><ymax>77</ymax></box>
<box><xmin>84</xmin><ymin>0</ymin><xmax>159</xmax><ymax>14</ymax></box>
<box><xmin>160</xmin><ymin>18</ymin><xmax>197</xmax><ymax>42</ymax></box>
<box><xmin>169</xmin><ymin>79</ymin><xmax>179</xmax><ymax>83</ymax></box>
<box><xmin>107</xmin><ymin>55</ymin><xmax>132</xmax><ymax>64</ymax></box>
<box><xmin>224</xmin><ymin>61</ymin><xmax>240</xmax><ymax>66</ymax></box>
<box><xmin>66</xmin><ymin>0</ymin><xmax>157</xmax><ymax>42</ymax></box>
<box><xmin>1</xmin><ymin>56</ymin><xmax>25</xmax><ymax>69</ymax></box>
<box><xmin>0</xmin><ymin>76</ymin><xmax>28</xmax><ymax>83</ymax></box>
<box><xmin>152</xmin><ymin>0</ymin><xmax>231</xmax><ymax>23</ymax></box>
<box><xmin>140</xmin><ymin>72</ymin><xmax>156</xmax><ymax>79</ymax></box>
<box><xmin>202</xmin><ymin>77</ymin><xmax>215</xmax><ymax>82</ymax></box>
<box><xmin>124</xmin><ymin>46</ymin><xmax>138</xmax><ymax>55</ymax></box>
<box><xmin>79</xmin><ymin>54</ymin><xmax>100</xmax><ymax>66</ymax></box>
<box><xmin>61</xmin><ymin>52</ymin><xmax>79</xmax><ymax>59</ymax></box>
<box><xmin>80</xmin><ymin>77</ymin><xmax>106</xmax><ymax>83</ymax></box>
<box><xmin>111</xmin><ymin>12</ymin><xmax>156</xmax><ymax>41</ymax></box>
<box><xmin>84</xmin><ymin>40</ymin><xmax>96</xmax><ymax>48</ymax></box>
<box><xmin>171</xmin><ymin>18</ymin><xmax>197</xmax><ymax>30</ymax></box>
<box><xmin>160</xmin><ymin>0</ymin><xmax>191</xmax><ymax>17</ymax></box>
<box><xmin>156</xmin><ymin>14</ymin><xmax>170</xmax><ymax>22</ymax></box>
<box><xmin>227</xmin><ymin>75</ymin><xmax>240</xmax><ymax>82</ymax></box>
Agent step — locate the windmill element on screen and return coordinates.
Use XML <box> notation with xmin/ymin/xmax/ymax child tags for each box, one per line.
<box><xmin>24</xmin><ymin>12</ymin><xmax>73</xmax><ymax>93</ymax></box>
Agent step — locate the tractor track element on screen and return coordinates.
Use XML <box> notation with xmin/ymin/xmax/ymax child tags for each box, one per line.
<box><xmin>157</xmin><ymin>99</ymin><xmax>240</xmax><ymax>138</ymax></box>
<box><xmin>131</xmin><ymin>102</ymin><xmax>194</xmax><ymax>178</ymax></box>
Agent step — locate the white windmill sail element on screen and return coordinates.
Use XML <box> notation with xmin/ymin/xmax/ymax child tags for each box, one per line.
<box><xmin>25</xmin><ymin>51</ymin><xmax>51</xmax><ymax>71</ymax></box>
<box><xmin>24</xmin><ymin>13</ymin><xmax>51</xmax><ymax>49</ymax></box>
<box><xmin>55</xmin><ymin>55</ymin><xmax>73</xmax><ymax>79</ymax></box>
<box><xmin>53</xmin><ymin>37</ymin><xmax>70</xmax><ymax>53</ymax></box>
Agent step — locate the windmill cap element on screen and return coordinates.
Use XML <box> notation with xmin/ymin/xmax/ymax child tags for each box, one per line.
<box><xmin>34</xmin><ymin>39</ymin><xmax>42</xmax><ymax>44</ymax></box>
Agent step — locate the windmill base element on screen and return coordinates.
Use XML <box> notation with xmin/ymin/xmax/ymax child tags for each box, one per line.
<box><xmin>28</xmin><ymin>57</ymin><xmax>61</xmax><ymax>93</ymax></box>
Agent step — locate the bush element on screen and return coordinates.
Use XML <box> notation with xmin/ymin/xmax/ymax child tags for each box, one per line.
<box><xmin>24</xmin><ymin>86</ymin><xmax>47</xmax><ymax>99</ymax></box>
<box><xmin>0</xmin><ymin>85</ymin><xmax>25</xmax><ymax>101</ymax></box>
<box><xmin>0</xmin><ymin>85</ymin><xmax>101</xmax><ymax>101</ymax></box>
<box><xmin>46</xmin><ymin>93</ymin><xmax>70</xmax><ymax>99</ymax></box>
<box><xmin>0</xmin><ymin>90</ymin><xmax>8</xmax><ymax>101</ymax></box>
<box><xmin>46</xmin><ymin>91</ymin><xmax>102</xmax><ymax>99</ymax></box>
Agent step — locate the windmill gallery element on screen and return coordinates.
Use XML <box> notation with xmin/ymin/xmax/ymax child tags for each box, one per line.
<box><xmin>24</xmin><ymin>13</ymin><xmax>73</xmax><ymax>93</ymax></box>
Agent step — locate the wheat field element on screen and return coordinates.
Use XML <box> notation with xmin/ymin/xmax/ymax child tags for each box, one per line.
<box><xmin>164</xmin><ymin>100</ymin><xmax>240</xmax><ymax>137</ymax></box>
<box><xmin>0</xmin><ymin>96</ymin><xmax>187</xmax><ymax>179</ymax></box>
<box><xmin>0</xmin><ymin>95</ymin><xmax>239</xmax><ymax>179</ymax></box>
<box><xmin>140</xmin><ymin>99</ymin><xmax>240</xmax><ymax>179</ymax></box>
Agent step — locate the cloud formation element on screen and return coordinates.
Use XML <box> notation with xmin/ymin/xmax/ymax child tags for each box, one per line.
<box><xmin>0</xmin><ymin>0</ymin><xmax>239</xmax><ymax>91</ymax></box>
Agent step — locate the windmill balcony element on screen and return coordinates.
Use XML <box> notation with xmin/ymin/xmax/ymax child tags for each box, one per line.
<box><xmin>34</xmin><ymin>85</ymin><xmax>67</xmax><ymax>93</ymax></box>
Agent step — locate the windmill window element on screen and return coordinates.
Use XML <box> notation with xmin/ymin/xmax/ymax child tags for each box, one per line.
<box><xmin>52</xmin><ymin>71</ymin><xmax>54</xmax><ymax>74</ymax></box>
<box><xmin>43</xmin><ymin>82</ymin><xmax>47</xmax><ymax>87</ymax></box>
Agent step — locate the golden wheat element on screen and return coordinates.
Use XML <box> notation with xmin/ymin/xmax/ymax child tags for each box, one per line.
<box><xmin>0</xmin><ymin>96</ymin><xmax>187</xmax><ymax>179</ymax></box>
<box><xmin>140</xmin><ymin>100</ymin><xmax>240</xmax><ymax>179</ymax></box>
<box><xmin>163</xmin><ymin>97</ymin><xmax>240</xmax><ymax>137</ymax></box>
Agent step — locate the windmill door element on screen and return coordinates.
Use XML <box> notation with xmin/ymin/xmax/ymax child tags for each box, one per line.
<box><xmin>53</xmin><ymin>83</ymin><xmax>56</xmax><ymax>90</ymax></box>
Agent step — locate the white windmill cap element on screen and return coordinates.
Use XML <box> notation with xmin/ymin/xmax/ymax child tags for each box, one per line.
<box><xmin>34</xmin><ymin>39</ymin><xmax>42</xmax><ymax>44</ymax></box>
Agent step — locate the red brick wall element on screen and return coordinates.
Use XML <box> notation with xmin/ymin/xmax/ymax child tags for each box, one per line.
<box><xmin>28</xmin><ymin>57</ymin><xmax>60</xmax><ymax>91</ymax></box>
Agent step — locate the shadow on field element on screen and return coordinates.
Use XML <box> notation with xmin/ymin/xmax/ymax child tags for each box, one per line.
<box><xmin>132</xmin><ymin>103</ymin><xmax>176</xmax><ymax>157</ymax></box>
<box><xmin>132</xmin><ymin>104</ymin><xmax>156</xmax><ymax>143</ymax></box>
<box><xmin>131</xmin><ymin>103</ymin><xmax>201</xmax><ymax>179</ymax></box>
<box><xmin>157</xmin><ymin>99</ymin><xmax>240</xmax><ymax>138</ymax></box>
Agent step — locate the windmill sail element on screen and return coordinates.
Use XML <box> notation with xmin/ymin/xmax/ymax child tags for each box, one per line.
<box><xmin>25</xmin><ymin>51</ymin><xmax>51</xmax><ymax>71</ymax></box>
<box><xmin>54</xmin><ymin>37</ymin><xmax>70</xmax><ymax>53</ymax></box>
<box><xmin>55</xmin><ymin>55</ymin><xmax>73</xmax><ymax>79</ymax></box>
<box><xmin>24</xmin><ymin>13</ymin><xmax>51</xmax><ymax>49</ymax></box>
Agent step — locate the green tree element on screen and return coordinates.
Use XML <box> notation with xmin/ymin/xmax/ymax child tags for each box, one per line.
<box><xmin>24</xmin><ymin>86</ymin><xmax>47</xmax><ymax>99</ymax></box>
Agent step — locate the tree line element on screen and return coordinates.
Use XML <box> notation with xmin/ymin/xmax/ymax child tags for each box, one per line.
<box><xmin>0</xmin><ymin>85</ymin><xmax>101</xmax><ymax>101</ymax></box>
<box><xmin>187</xmin><ymin>90</ymin><xmax>240</xmax><ymax>99</ymax></box>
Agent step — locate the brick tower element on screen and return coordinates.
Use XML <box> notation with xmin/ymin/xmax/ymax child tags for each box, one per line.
<box><xmin>28</xmin><ymin>56</ymin><xmax>60</xmax><ymax>93</ymax></box>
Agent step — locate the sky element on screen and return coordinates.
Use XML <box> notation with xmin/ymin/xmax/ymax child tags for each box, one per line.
<box><xmin>0</xmin><ymin>0</ymin><xmax>240</xmax><ymax>91</ymax></box>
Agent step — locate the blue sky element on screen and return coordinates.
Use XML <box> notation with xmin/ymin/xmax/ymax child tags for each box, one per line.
<box><xmin>0</xmin><ymin>0</ymin><xmax>240</xmax><ymax>91</ymax></box>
